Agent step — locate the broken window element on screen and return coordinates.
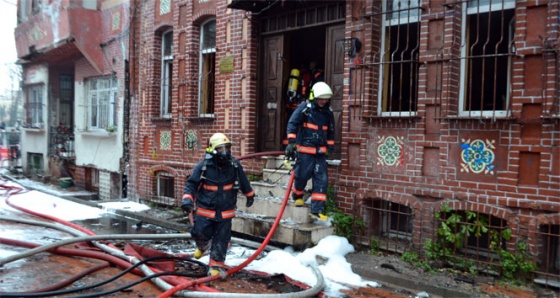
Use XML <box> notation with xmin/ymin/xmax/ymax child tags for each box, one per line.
<box><xmin>460</xmin><ymin>0</ymin><xmax>515</xmax><ymax>117</ymax></box>
<box><xmin>199</xmin><ymin>19</ymin><xmax>216</xmax><ymax>117</ymax></box>
<box><xmin>87</xmin><ymin>76</ymin><xmax>117</xmax><ymax>130</ymax></box>
<box><xmin>379</xmin><ymin>0</ymin><xmax>420</xmax><ymax>116</ymax></box>
<box><xmin>161</xmin><ymin>30</ymin><xmax>173</xmax><ymax>118</ymax></box>
<box><xmin>27</xmin><ymin>85</ymin><xmax>44</xmax><ymax>127</ymax></box>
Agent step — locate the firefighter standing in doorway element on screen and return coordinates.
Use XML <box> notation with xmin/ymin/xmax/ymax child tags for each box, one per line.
<box><xmin>285</xmin><ymin>82</ymin><xmax>335</xmax><ymax>221</ymax></box>
<box><xmin>181</xmin><ymin>133</ymin><xmax>255</xmax><ymax>276</ymax></box>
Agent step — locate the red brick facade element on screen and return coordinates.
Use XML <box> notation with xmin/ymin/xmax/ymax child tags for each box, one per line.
<box><xmin>129</xmin><ymin>0</ymin><xmax>559</xmax><ymax>269</ymax></box>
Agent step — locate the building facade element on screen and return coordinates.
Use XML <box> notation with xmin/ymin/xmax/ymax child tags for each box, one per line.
<box><xmin>129</xmin><ymin>0</ymin><xmax>559</xmax><ymax>282</ymax></box>
<box><xmin>15</xmin><ymin>0</ymin><xmax>131</xmax><ymax>200</ymax></box>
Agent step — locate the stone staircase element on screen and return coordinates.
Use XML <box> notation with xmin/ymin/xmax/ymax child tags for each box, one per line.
<box><xmin>233</xmin><ymin>156</ymin><xmax>333</xmax><ymax>249</ymax></box>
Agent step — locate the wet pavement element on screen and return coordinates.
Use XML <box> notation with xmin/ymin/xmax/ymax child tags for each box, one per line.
<box><xmin>1</xmin><ymin>175</ymin><xmax>553</xmax><ymax>298</ymax></box>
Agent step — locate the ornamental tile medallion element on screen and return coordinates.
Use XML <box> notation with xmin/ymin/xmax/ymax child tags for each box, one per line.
<box><xmin>160</xmin><ymin>0</ymin><xmax>171</xmax><ymax>15</ymax></box>
<box><xmin>160</xmin><ymin>130</ymin><xmax>172</xmax><ymax>150</ymax></box>
<box><xmin>377</xmin><ymin>136</ymin><xmax>404</xmax><ymax>166</ymax></box>
<box><xmin>460</xmin><ymin>138</ymin><xmax>496</xmax><ymax>174</ymax></box>
<box><xmin>184</xmin><ymin>130</ymin><xmax>198</xmax><ymax>150</ymax></box>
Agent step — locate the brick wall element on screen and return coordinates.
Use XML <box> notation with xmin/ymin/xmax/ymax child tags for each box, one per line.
<box><xmin>129</xmin><ymin>1</ymin><xmax>559</xmax><ymax>259</ymax></box>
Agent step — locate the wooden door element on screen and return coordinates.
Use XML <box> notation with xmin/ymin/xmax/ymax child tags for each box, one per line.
<box><xmin>258</xmin><ymin>35</ymin><xmax>286</xmax><ymax>151</ymax></box>
<box><xmin>326</xmin><ymin>25</ymin><xmax>345</xmax><ymax>160</ymax></box>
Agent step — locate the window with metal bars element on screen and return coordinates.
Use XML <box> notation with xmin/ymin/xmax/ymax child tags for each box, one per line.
<box><xmin>199</xmin><ymin>19</ymin><xmax>215</xmax><ymax>117</ymax></box>
<box><xmin>536</xmin><ymin>224</ymin><xmax>559</xmax><ymax>284</ymax></box>
<box><xmin>27</xmin><ymin>85</ymin><xmax>44</xmax><ymax>127</ymax></box>
<box><xmin>161</xmin><ymin>30</ymin><xmax>173</xmax><ymax>118</ymax></box>
<box><xmin>379</xmin><ymin>0</ymin><xmax>420</xmax><ymax>116</ymax></box>
<box><xmin>459</xmin><ymin>0</ymin><xmax>515</xmax><ymax>117</ymax></box>
<box><xmin>156</xmin><ymin>171</ymin><xmax>175</xmax><ymax>202</ymax></box>
<box><xmin>362</xmin><ymin>199</ymin><xmax>413</xmax><ymax>250</ymax></box>
<box><xmin>87</xmin><ymin>76</ymin><xmax>117</xmax><ymax>130</ymax></box>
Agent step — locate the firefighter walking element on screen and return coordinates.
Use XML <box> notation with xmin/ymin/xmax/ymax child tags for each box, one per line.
<box><xmin>181</xmin><ymin>133</ymin><xmax>255</xmax><ymax>276</ymax></box>
<box><xmin>285</xmin><ymin>82</ymin><xmax>335</xmax><ymax>221</ymax></box>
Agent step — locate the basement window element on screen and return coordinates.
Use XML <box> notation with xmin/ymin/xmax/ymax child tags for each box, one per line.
<box><xmin>198</xmin><ymin>19</ymin><xmax>216</xmax><ymax>117</ymax></box>
<box><xmin>378</xmin><ymin>0</ymin><xmax>420</xmax><ymax>116</ymax></box>
<box><xmin>161</xmin><ymin>30</ymin><xmax>173</xmax><ymax>118</ymax></box>
<box><xmin>362</xmin><ymin>199</ymin><xmax>413</xmax><ymax>251</ymax></box>
<box><xmin>535</xmin><ymin>224</ymin><xmax>560</xmax><ymax>285</ymax></box>
<box><xmin>155</xmin><ymin>171</ymin><xmax>174</xmax><ymax>205</ymax></box>
<box><xmin>459</xmin><ymin>0</ymin><xmax>515</xmax><ymax>117</ymax></box>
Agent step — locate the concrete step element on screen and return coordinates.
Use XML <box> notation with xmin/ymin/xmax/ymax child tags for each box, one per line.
<box><xmin>262</xmin><ymin>168</ymin><xmax>312</xmax><ymax>190</ymax></box>
<box><xmin>232</xmin><ymin>210</ymin><xmax>334</xmax><ymax>249</ymax></box>
<box><xmin>237</xmin><ymin>195</ymin><xmax>311</xmax><ymax>223</ymax></box>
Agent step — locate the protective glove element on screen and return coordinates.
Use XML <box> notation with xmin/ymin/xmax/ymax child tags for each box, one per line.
<box><xmin>181</xmin><ymin>198</ymin><xmax>194</xmax><ymax>213</ymax></box>
<box><xmin>246</xmin><ymin>195</ymin><xmax>254</xmax><ymax>208</ymax></box>
<box><xmin>285</xmin><ymin>143</ymin><xmax>297</xmax><ymax>160</ymax></box>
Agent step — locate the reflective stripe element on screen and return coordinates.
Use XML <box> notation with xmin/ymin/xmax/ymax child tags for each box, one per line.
<box><xmin>287</xmin><ymin>133</ymin><xmax>297</xmax><ymax>139</ymax></box>
<box><xmin>209</xmin><ymin>259</ymin><xmax>225</xmax><ymax>267</ymax></box>
<box><xmin>222</xmin><ymin>210</ymin><xmax>236</xmax><ymax>219</ymax></box>
<box><xmin>311</xmin><ymin>193</ymin><xmax>327</xmax><ymax>201</ymax></box>
<box><xmin>293</xmin><ymin>188</ymin><xmax>305</xmax><ymax>196</ymax></box>
<box><xmin>303</xmin><ymin>122</ymin><xmax>319</xmax><ymax>130</ymax></box>
<box><xmin>327</xmin><ymin>140</ymin><xmax>335</xmax><ymax>146</ymax></box>
<box><xmin>297</xmin><ymin>145</ymin><xmax>327</xmax><ymax>155</ymax></box>
<box><xmin>244</xmin><ymin>190</ymin><xmax>254</xmax><ymax>197</ymax></box>
<box><xmin>182</xmin><ymin>194</ymin><xmax>194</xmax><ymax>200</ymax></box>
<box><xmin>303</xmin><ymin>123</ymin><xmax>328</xmax><ymax>131</ymax></box>
<box><xmin>203</xmin><ymin>183</ymin><xmax>234</xmax><ymax>191</ymax></box>
<box><xmin>196</xmin><ymin>207</ymin><xmax>216</xmax><ymax>218</ymax></box>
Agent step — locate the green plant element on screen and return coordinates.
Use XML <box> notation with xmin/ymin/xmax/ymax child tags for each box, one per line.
<box><xmin>426</xmin><ymin>204</ymin><xmax>536</xmax><ymax>282</ymax></box>
<box><xmin>247</xmin><ymin>174</ymin><xmax>260</xmax><ymax>182</ymax></box>
<box><xmin>106</xmin><ymin>125</ymin><xmax>117</xmax><ymax>133</ymax></box>
<box><xmin>324</xmin><ymin>185</ymin><xmax>336</xmax><ymax>214</ymax></box>
<box><xmin>402</xmin><ymin>251</ymin><xmax>434</xmax><ymax>272</ymax></box>
<box><xmin>369</xmin><ymin>236</ymin><xmax>380</xmax><ymax>254</ymax></box>
<box><xmin>331</xmin><ymin>209</ymin><xmax>364</xmax><ymax>241</ymax></box>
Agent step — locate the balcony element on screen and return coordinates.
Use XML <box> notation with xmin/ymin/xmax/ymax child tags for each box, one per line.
<box><xmin>14</xmin><ymin>1</ymin><xmax>104</xmax><ymax>72</ymax></box>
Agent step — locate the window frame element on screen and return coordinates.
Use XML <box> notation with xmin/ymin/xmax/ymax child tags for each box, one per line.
<box><xmin>156</xmin><ymin>171</ymin><xmax>175</xmax><ymax>200</ymax></box>
<box><xmin>28</xmin><ymin>84</ymin><xmax>44</xmax><ymax>127</ymax></box>
<box><xmin>86</xmin><ymin>76</ymin><xmax>118</xmax><ymax>130</ymax></box>
<box><xmin>458</xmin><ymin>0</ymin><xmax>515</xmax><ymax>118</ymax></box>
<box><xmin>198</xmin><ymin>19</ymin><xmax>216</xmax><ymax>117</ymax></box>
<box><xmin>377</xmin><ymin>0</ymin><xmax>421</xmax><ymax>117</ymax></box>
<box><xmin>161</xmin><ymin>30</ymin><xmax>173</xmax><ymax>118</ymax></box>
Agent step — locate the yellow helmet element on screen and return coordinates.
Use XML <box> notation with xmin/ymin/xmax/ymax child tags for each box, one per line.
<box><xmin>206</xmin><ymin>133</ymin><xmax>231</xmax><ymax>153</ymax></box>
<box><xmin>310</xmin><ymin>82</ymin><xmax>333</xmax><ymax>100</ymax></box>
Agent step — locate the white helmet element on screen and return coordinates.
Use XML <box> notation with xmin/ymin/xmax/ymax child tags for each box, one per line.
<box><xmin>206</xmin><ymin>133</ymin><xmax>231</xmax><ymax>153</ymax></box>
<box><xmin>311</xmin><ymin>82</ymin><xmax>333</xmax><ymax>99</ymax></box>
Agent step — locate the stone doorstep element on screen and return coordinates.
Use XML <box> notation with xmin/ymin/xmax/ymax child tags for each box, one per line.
<box><xmin>259</xmin><ymin>170</ymin><xmax>313</xmax><ymax>192</ymax></box>
<box><xmin>237</xmin><ymin>195</ymin><xmax>311</xmax><ymax>223</ymax></box>
<box><xmin>232</xmin><ymin>213</ymin><xmax>334</xmax><ymax>249</ymax></box>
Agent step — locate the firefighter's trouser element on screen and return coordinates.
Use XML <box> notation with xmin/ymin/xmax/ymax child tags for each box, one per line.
<box><xmin>293</xmin><ymin>153</ymin><xmax>328</xmax><ymax>214</ymax></box>
<box><xmin>190</xmin><ymin>215</ymin><xmax>232</xmax><ymax>264</ymax></box>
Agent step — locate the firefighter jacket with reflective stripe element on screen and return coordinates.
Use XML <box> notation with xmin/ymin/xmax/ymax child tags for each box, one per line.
<box><xmin>286</xmin><ymin>101</ymin><xmax>335</xmax><ymax>153</ymax></box>
<box><xmin>182</xmin><ymin>156</ymin><xmax>254</xmax><ymax>220</ymax></box>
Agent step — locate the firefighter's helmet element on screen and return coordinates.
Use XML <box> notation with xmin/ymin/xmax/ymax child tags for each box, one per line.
<box><xmin>310</xmin><ymin>82</ymin><xmax>333</xmax><ymax>100</ymax></box>
<box><xmin>206</xmin><ymin>133</ymin><xmax>232</xmax><ymax>153</ymax></box>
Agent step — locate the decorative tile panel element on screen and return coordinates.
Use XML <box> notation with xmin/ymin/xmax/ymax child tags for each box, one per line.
<box><xmin>160</xmin><ymin>0</ymin><xmax>171</xmax><ymax>15</ymax></box>
<box><xmin>460</xmin><ymin>139</ymin><xmax>496</xmax><ymax>174</ymax></box>
<box><xmin>377</xmin><ymin>136</ymin><xmax>404</xmax><ymax>166</ymax></box>
<box><xmin>160</xmin><ymin>130</ymin><xmax>172</xmax><ymax>150</ymax></box>
<box><xmin>112</xmin><ymin>12</ymin><xmax>121</xmax><ymax>31</ymax></box>
<box><xmin>184</xmin><ymin>129</ymin><xmax>198</xmax><ymax>150</ymax></box>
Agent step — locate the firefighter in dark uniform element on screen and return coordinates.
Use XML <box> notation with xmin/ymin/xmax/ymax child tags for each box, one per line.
<box><xmin>285</xmin><ymin>82</ymin><xmax>335</xmax><ymax>221</ymax></box>
<box><xmin>181</xmin><ymin>133</ymin><xmax>255</xmax><ymax>276</ymax></box>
